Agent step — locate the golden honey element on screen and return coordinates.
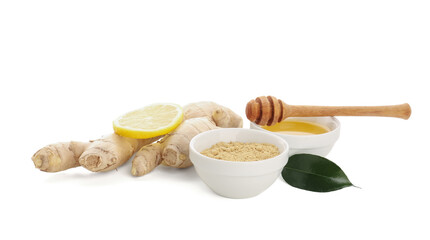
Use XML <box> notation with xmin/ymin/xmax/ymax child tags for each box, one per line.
<box><xmin>262</xmin><ymin>120</ymin><xmax>330</xmax><ymax>135</ymax></box>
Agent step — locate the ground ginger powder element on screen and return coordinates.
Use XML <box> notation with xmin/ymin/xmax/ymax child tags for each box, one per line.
<box><xmin>200</xmin><ymin>141</ymin><xmax>280</xmax><ymax>162</ymax></box>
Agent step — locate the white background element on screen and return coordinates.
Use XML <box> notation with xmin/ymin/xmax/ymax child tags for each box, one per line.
<box><xmin>1</xmin><ymin>1</ymin><xmax>429</xmax><ymax>239</ymax></box>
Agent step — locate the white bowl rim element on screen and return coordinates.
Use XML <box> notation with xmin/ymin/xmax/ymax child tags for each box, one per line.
<box><xmin>249</xmin><ymin>116</ymin><xmax>341</xmax><ymax>139</ymax></box>
<box><xmin>189</xmin><ymin>128</ymin><xmax>289</xmax><ymax>166</ymax></box>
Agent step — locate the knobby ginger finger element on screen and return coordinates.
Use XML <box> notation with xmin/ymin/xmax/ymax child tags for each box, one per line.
<box><xmin>32</xmin><ymin>141</ymin><xmax>90</xmax><ymax>172</ymax></box>
<box><xmin>79</xmin><ymin>133</ymin><xmax>160</xmax><ymax>172</ymax></box>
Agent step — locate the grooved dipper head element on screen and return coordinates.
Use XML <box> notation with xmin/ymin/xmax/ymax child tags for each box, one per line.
<box><xmin>246</xmin><ymin>96</ymin><xmax>286</xmax><ymax>126</ymax></box>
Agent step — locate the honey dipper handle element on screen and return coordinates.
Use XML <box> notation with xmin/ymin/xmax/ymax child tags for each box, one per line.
<box><xmin>286</xmin><ymin>103</ymin><xmax>411</xmax><ymax>120</ymax></box>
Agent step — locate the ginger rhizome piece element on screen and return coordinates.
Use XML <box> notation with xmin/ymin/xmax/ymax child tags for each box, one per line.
<box><xmin>79</xmin><ymin>134</ymin><xmax>159</xmax><ymax>172</ymax></box>
<box><xmin>183</xmin><ymin>101</ymin><xmax>243</xmax><ymax>128</ymax></box>
<box><xmin>131</xmin><ymin>117</ymin><xmax>217</xmax><ymax>176</ymax></box>
<box><xmin>131</xmin><ymin>102</ymin><xmax>243</xmax><ymax>177</ymax></box>
<box><xmin>32</xmin><ymin>141</ymin><xmax>90</xmax><ymax>172</ymax></box>
<box><xmin>32</xmin><ymin>134</ymin><xmax>159</xmax><ymax>173</ymax></box>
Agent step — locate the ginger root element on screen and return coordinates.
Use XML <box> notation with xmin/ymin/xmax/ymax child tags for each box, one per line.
<box><xmin>183</xmin><ymin>101</ymin><xmax>243</xmax><ymax>128</ymax></box>
<box><xmin>131</xmin><ymin>102</ymin><xmax>242</xmax><ymax>177</ymax></box>
<box><xmin>79</xmin><ymin>134</ymin><xmax>159</xmax><ymax>172</ymax></box>
<box><xmin>31</xmin><ymin>101</ymin><xmax>241</xmax><ymax>176</ymax></box>
<box><xmin>131</xmin><ymin>117</ymin><xmax>218</xmax><ymax>176</ymax></box>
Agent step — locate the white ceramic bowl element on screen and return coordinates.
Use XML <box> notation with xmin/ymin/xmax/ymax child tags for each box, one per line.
<box><xmin>250</xmin><ymin>117</ymin><xmax>340</xmax><ymax>157</ymax></box>
<box><xmin>189</xmin><ymin>128</ymin><xmax>289</xmax><ymax>199</ymax></box>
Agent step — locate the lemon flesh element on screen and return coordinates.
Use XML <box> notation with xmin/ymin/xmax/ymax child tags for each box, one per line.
<box><xmin>113</xmin><ymin>103</ymin><xmax>183</xmax><ymax>139</ymax></box>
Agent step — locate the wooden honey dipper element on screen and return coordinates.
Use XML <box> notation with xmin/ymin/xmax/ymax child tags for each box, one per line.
<box><xmin>246</xmin><ymin>96</ymin><xmax>411</xmax><ymax>126</ymax></box>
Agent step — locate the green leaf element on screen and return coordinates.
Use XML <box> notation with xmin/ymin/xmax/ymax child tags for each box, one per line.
<box><xmin>282</xmin><ymin>154</ymin><xmax>355</xmax><ymax>192</ymax></box>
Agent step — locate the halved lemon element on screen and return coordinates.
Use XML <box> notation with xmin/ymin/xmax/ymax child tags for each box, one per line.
<box><xmin>113</xmin><ymin>103</ymin><xmax>184</xmax><ymax>139</ymax></box>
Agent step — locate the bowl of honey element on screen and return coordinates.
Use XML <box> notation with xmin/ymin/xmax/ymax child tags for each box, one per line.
<box><xmin>250</xmin><ymin>117</ymin><xmax>340</xmax><ymax>157</ymax></box>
